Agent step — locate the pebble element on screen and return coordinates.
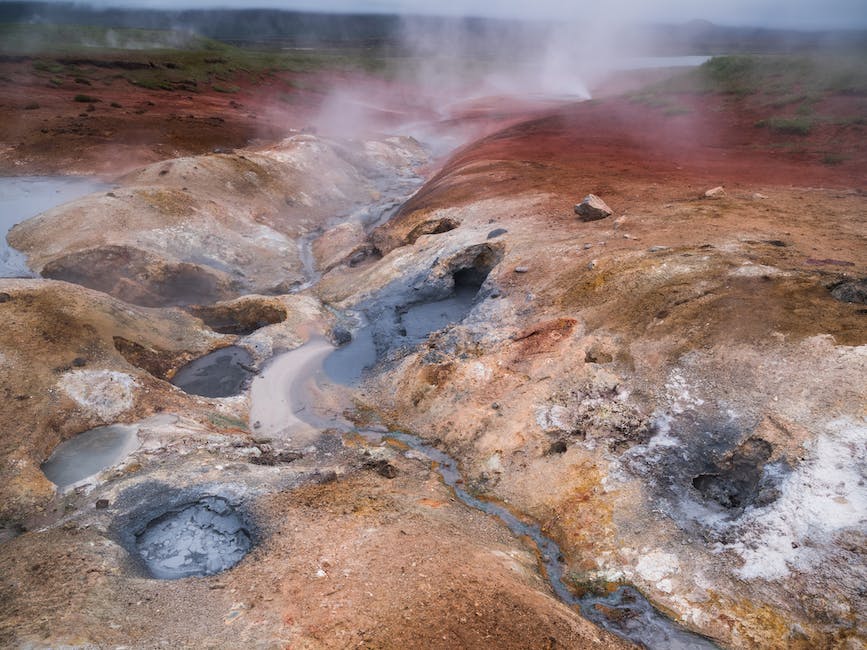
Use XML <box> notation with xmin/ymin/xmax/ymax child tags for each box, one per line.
<box><xmin>514</xmin><ymin>266</ymin><xmax>530</xmax><ymax>273</ymax></box>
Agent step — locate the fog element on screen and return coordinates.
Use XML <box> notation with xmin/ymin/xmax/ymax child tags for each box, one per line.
<box><xmin>28</xmin><ymin>0</ymin><xmax>867</xmax><ymax>30</ymax></box>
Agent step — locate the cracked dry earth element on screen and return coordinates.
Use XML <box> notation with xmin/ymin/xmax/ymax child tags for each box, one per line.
<box><xmin>0</xmin><ymin>87</ymin><xmax>865</xmax><ymax>649</ymax></box>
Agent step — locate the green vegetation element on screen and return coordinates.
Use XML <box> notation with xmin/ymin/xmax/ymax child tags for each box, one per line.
<box><xmin>207</xmin><ymin>413</ymin><xmax>248</xmax><ymax>431</ymax></box>
<box><xmin>655</xmin><ymin>54</ymin><xmax>867</xmax><ymax>98</ymax></box>
<box><xmin>755</xmin><ymin>116</ymin><xmax>813</xmax><ymax>135</ymax></box>
<box><xmin>630</xmin><ymin>54</ymin><xmax>867</xmax><ymax>132</ymax></box>
<box><xmin>2</xmin><ymin>22</ymin><xmax>396</xmax><ymax>94</ymax></box>
<box><xmin>73</xmin><ymin>93</ymin><xmax>99</xmax><ymax>102</ymax></box>
<box><xmin>822</xmin><ymin>153</ymin><xmax>847</xmax><ymax>165</ymax></box>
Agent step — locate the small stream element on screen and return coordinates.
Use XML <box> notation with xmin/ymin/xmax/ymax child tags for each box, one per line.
<box><xmin>254</xmin><ymin>324</ymin><xmax>719</xmax><ymax>648</ymax></box>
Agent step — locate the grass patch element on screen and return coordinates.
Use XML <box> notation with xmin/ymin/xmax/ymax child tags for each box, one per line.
<box><xmin>73</xmin><ymin>93</ymin><xmax>99</xmax><ymax>103</ymax></box>
<box><xmin>207</xmin><ymin>413</ymin><xmax>248</xmax><ymax>431</ymax></box>
<box><xmin>822</xmin><ymin>153</ymin><xmax>847</xmax><ymax>165</ymax></box>
<box><xmin>212</xmin><ymin>83</ymin><xmax>240</xmax><ymax>94</ymax></box>
<box><xmin>646</xmin><ymin>54</ymin><xmax>867</xmax><ymax>100</ymax></box>
<box><xmin>755</xmin><ymin>116</ymin><xmax>813</xmax><ymax>135</ymax></box>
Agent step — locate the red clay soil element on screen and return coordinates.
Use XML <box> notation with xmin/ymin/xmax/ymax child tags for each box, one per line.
<box><xmin>402</xmin><ymin>90</ymin><xmax>867</xmax><ymax>218</ymax></box>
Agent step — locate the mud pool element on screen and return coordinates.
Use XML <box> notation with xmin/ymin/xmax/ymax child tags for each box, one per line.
<box><xmin>135</xmin><ymin>496</ymin><xmax>252</xmax><ymax>580</ymax></box>
<box><xmin>41</xmin><ymin>422</ymin><xmax>141</xmax><ymax>489</ymax></box>
<box><xmin>0</xmin><ymin>176</ymin><xmax>108</xmax><ymax>277</ymax></box>
<box><xmin>170</xmin><ymin>345</ymin><xmax>255</xmax><ymax>397</ymax></box>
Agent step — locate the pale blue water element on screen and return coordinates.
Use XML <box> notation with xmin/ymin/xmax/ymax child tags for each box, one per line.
<box><xmin>0</xmin><ymin>176</ymin><xmax>108</xmax><ymax>277</ymax></box>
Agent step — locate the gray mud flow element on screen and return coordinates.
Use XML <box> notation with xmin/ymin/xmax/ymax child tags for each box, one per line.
<box><xmin>135</xmin><ymin>496</ymin><xmax>252</xmax><ymax>580</ymax></box>
<box><xmin>40</xmin><ymin>423</ymin><xmax>140</xmax><ymax>488</ymax></box>
<box><xmin>324</xmin><ymin>269</ymin><xmax>485</xmax><ymax>385</ymax></box>
<box><xmin>359</xmin><ymin>431</ymin><xmax>719</xmax><ymax>650</ymax></box>
<box><xmin>0</xmin><ymin>176</ymin><xmax>109</xmax><ymax>277</ymax></box>
<box><xmin>170</xmin><ymin>346</ymin><xmax>254</xmax><ymax>398</ymax></box>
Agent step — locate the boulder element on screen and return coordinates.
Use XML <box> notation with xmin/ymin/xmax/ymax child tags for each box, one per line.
<box><xmin>703</xmin><ymin>186</ymin><xmax>726</xmax><ymax>199</ymax></box>
<box><xmin>574</xmin><ymin>194</ymin><xmax>613</xmax><ymax>221</ymax></box>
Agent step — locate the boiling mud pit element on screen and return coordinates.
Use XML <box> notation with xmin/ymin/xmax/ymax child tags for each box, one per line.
<box><xmin>40</xmin><ymin>422</ymin><xmax>141</xmax><ymax>489</ymax></box>
<box><xmin>135</xmin><ymin>496</ymin><xmax>252</xmax><ymax>580</ymax></box>
<box><xmin>170</xmin><ymin>345</ymin><xmax>254</xmax><ymax>398</ymax></box>
<box><xmin>0</xmin><ymin>176</ymin><xmax>108</xmax><ymax>277</ymax></box>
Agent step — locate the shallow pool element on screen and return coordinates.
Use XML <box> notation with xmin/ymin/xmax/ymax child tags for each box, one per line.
<box><xmin>0</xmin><ymin>176</ymin><xmax>108</xmax><ymax>277</ymax></box>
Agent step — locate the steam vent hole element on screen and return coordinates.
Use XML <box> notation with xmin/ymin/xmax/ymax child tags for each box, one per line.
<box><xmin>135</xmin><ymin>497</ymin><xmax>252</xmax><ymax>580</ymax></box>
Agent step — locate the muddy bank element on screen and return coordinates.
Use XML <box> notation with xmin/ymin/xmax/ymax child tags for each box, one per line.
<box><xmin>8</xmin><ymin>133</ymin><xmax>427</xmax><ymax>307</ymax></box>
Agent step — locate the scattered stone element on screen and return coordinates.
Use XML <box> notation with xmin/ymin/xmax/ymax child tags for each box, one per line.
<box><xmin>71</xmin><ymin>357</ymin><xmax>87</xmax><ymax>367</ymax></box>
<box><xmin>514</xmin><ymin>266</ymin><xmax>530</xmax><ymax>274</ymax></box>
<box><xmin>0</xmin><ymin>292</ymin><xmax>11</xmax><ymax>303</ymax></box>
<box><xmin>331</xmin><ymin>327</ymin><xmax>352</xmax><ymax>346</ymax></box>
<box><xmin>491</xmin><ymin>402</ymin><xmax>500</xmax><ymax>410</ymax></box>
<box><xmin>583</xmin><ymin>243</ymin><xmax>593</xmax><ymax>250</ymax></box>
<box><xmin>546</xmin><ymin>440</ymin><xmax>568</xmax><ymax>455</ymax></box>
<box><xmin>588</xmin><ymin>259</ymin><xmax>598</xmax><ymax>270</ymax></box>
<box><xmin>648</xmin><ymin>246</ymin><xmax>670</xmax><ymax>253</ymax></box>
<box><xmin>487</xmin><ymin>228</ymin><xmax>508</xmax><ymax>239</ymax></box>
<box><xmin>703</xmin><ymin>186</ymin><xmax>726</xmax><ymax>199</ymax></box>
<box><xmin>95</xmin><ymin>499</ymin><xmax>110</xmax><ymax>509</ymax></box>
<box><xmin>574</xmin><ymin>194</ymin><xmax>613</xmax><ymax>221</ymax></box>
<box><xmin>764</xmin><ymin>240</ymin><xmax>787</xmax><ymax>247</ymax></box>
<box><xmin>250</xmin><ymin>450</ymin><xmax>302</xmax><ymax>466</ymax></box>
<box><xmin>830</xmin><ymin>278</ymin><xmax>867</xmax><ymax>304</ymax></box>
<box><xmin>363</xmin><ymin>459</ymin><xmax>398</xmax><ymax>479</ymax></box>
<box><xmin>752</xmin><ymin>193</ymin><xmax>768</xmax><ymax>200</ymax></box>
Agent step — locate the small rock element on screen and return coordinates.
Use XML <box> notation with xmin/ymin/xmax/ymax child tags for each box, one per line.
<box><xmin>95</xmin><ymin>499</ymin><xmax>110</xmax><ymax>509</ymax></box>
<box><xmin>583</xmin><ymin>243</ymin><xmax>593</xmax><ymax>250</ymax></box>
<box><xmin>703</xmin><ymin>186</ymin><xmax>726</xmax><ymax>199</ymax></box>
<box><xmin>588</xmin><ymin>259</ymin><xmax>598</xmax><ymax>270</ymax></box>
<box><xmin>514</xmin><ymin>266</ymin><xmax>530</xmax><ymax>273</ymax></box>
<box><xmin>752</xmin><ymin>192</ymin><xmax>768</xmax><ymax>200</ymax></box>
<box><xmin>71</xmin><ymin>357</ymin><xmax>87</xmax><ymax>367</ymax></box>
<box><xmin>574</xmin><ymin>194</ymin><xmax>613</xmax><ymax>221</ymax></box>
<box><xmin>364</xmin><ymin>459</ymin><xmax>398</xmax><ymax>479</ymax></box>
<box><xmin>546</xmin><ymin>440</ymin><xmax>568</xmax><ymax>455</ymax></box>
<box><xmin>648</xmin><ymin>246</ymin><xmax>670</xmax><ymax>253</ymax></box>
<box><xmin>331</xmin><ymin>327</ymin><xmax>352</xmax><ymax>346</ymax></box>
<box><xmin>0</xmin><ymin>293</ymin><xmax>11</xmax><ymax>303</ymax></box>
<box><xmin>487</xmin><ymin>228</ymin><xmax>508</xmax><ymax>239</ymax></box>
<box><xmin>491</xmin><ymin>402</ymin><xmax>500</xmax><ymax>410</ymax></box>
<box><xmin>251</xmin><ymin>435</ymin><xmax>272</xmax><ymax>445</ymax></box>
<box><xmin>830</xmin><ymin>279</ymin><xmax>867</xmax><ymax>304</ymax></box>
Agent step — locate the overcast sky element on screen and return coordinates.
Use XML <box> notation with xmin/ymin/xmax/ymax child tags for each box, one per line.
<box><xmin>25</xmin><ymin>0</ymin><xmax>867</xmax><ymax>29</ymax></box>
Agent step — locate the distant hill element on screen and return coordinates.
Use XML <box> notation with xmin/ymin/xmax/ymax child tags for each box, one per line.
<box><xmin>0</xmin><ymin>2</ymin><xmax>865</xmax><ymax>53</ymax></box>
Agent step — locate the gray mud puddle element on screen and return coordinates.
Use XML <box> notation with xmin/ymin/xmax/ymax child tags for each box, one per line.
<box><xmin>171</xmin><ymin>346</ymin><xmax>254</xmax><ymax>398</ymax></box>
<box><xmin>0</xmin><ymin>176</ymin><xmax>108</xmax><ymax>277</ymax></box>
<box><xmin>135</xmin><ymin>496</ymin><xmax>252</xmax><ymax>580</ymax></box>
<box><xmin>41</xmin><ymin>423</ymin><xmax>141</xmax><ymax>489</ymax></box>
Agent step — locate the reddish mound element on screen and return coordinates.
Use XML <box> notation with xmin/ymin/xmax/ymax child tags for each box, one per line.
<box><xmin>401</xmin><ymin>91</ymin><xmax>865</xmax><ymax>219</ymax></box>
